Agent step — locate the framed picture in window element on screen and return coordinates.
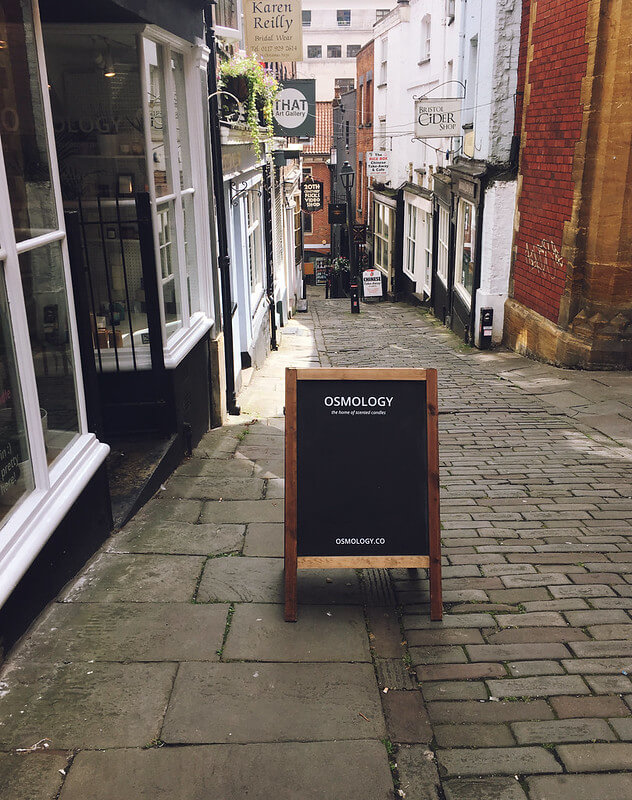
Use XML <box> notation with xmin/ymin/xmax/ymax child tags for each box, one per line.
<box><xmin>117</xmin><ymin>173</ymin><xmax>134</xmax><ymax>196</ymax></box>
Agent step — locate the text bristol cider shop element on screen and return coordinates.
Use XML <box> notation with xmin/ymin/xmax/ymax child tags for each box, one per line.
<box><xmin>284</xmin><ymin>368</ymin><xmax>442</xmax><ymax>621</ymax></box>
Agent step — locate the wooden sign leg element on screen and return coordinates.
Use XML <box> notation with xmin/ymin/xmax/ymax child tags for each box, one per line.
<box><xmin>285</xmin><ymin>368</ymin><xmax>298</xmax><ymax>622</ymax></box>
<box><xmin>427</xmin><ymin>368</ymin><xmax>443</xmax><ymax>621</ymax></box>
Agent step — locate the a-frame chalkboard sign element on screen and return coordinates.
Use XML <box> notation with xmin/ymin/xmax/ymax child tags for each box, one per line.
<box><xmin>284</xmin><ymin>368</ymin><xmax>442</xmax><ymax>621</ymax></box>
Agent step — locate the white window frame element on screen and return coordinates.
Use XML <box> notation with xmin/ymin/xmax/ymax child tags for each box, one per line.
<box><xmin>455</xmin><ymin>197</ymin><xmax>476</xmax><ymax>306</ymax></box>
<box><xmin>139</xmin><ymin>28</ymin><xmax>215</xmax><ymax>370</ymax></box>
<box><xmin>437</xmin><ymin>205</ymin><xmax>450</xmax><ymax>287</ymax></box>
<box><xmin>0</xmin><ymin>0</ymin><xmax>108</xmax><ymax>607</ymax></box>
<box><xmin>403</xmin><ymin>202</ymin><xmax>418</xmax><ymax>281</ymax></box>
<box><xmin>403</xmin><ymin>194</ymin><xmax>433</xmax><ymax>290</ymax></box>
<box><xmin>380</xmin><ymin>37</ymin><xmax>388</xmax><ymax>85</ymax></box>
<box><xmin>423</xmin><ymin>210</ymin><xmax>432</xmax><ymax>295</ymax></box>
<box><xmin>420</xmin><ymin>15</ymin><xmax>431</xmax><ymax>62</ymax></box>
<box><xmin>373</xmin><ymin>200</ymin><xmax>393</xmax><ymax>278</ymax></box>
<box><xmin>245</xmin><ymin>181</ymin><xmax>264</xmax><ymax>300</ymax></box>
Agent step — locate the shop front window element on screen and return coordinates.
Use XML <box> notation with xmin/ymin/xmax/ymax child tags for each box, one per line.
<box><xmin>404</xmin><ymin>202</ymin><xmax>417</xmax><ymax>278</ymax></box>
<box><xmin>18</xmin><ymin>242</ymin><xmax>79</xmax><ymax>461</ymax></box>
<box><xmin>456</xmin><ymin>198</ymin><xmax>475</xmax><ymax>301</ymax></box>
<box><xmin>44</xmin><ymin>29</ymin><xmax>151</xmax><ymax>356</ymax></box>
<box><xmin>0</xmin><ymin>267</ymin><xmax>34</xmax><ymax>523</ymax></box>
<box><xmin>374</xmin><ymin>201</ymin><xmax>392</xmax><ymax>275</ymax></box>
<box><xmin>437</xmin><ymin>205</ymin><xmax>449</xmax><ymax>286</ymax></box>
<box><xmin>423</xmin><ymin>210</ymin><xmax>432</xmax><ymax>293</ymax></box>
<box><xmin>246</xmin><ymin>186</ymin><xmax>263</xmax><ymax>295</ymax></box>
<box><xmin>0</xmin><ymin>0</ymin><xmax>57</xmax><ymax>242</ymax></box>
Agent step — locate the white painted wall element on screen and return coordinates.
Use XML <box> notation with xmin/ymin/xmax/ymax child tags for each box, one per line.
<box><xmin>475</xmin><ymin>179</ymin><xmax>517</xmax><ymax>345</ymax></box>
<box><xmin>372</xmin><ymin>0</ymin><xmax>462</xmax><ymax>192</ymax></box>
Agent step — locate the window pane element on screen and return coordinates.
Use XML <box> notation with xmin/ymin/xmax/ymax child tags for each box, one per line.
<box><xmin>459</xmin><ymin>201</ymin><xmax>475</xmax><ymax>296</ymax></box>
<box><xmin>307</xmin><ymin>45</ymin><xmax>322</xmax><ymax>59</ymax></box>
<box><xmin>0</xmin><ymin>0</ymin><xmax>57</xmax><ymax>242</ymax></box>
<box><xmin>347</xmin><ymin>45</ymin><xmax>361</xmax><ymax>58</ymax></box>
<box><xmin>171</xmin><ymin>51</ymin><xmax>192</xmax><ymax>190</ymax></box>
<box><xmin>183</xmin><ymin>193</ymin><xmax>200</xmax><ymax>314</ymax></box>
<box><xmin>327</xmin><ymin>45</ymin><xmax>342</xmax><ymax>59</ymax></box>
<box><xmin>0</xmin><ymin>266</ymin><xmax>34</xmax><ymax>523</ymax></box>
<box><xmin>302</xmin><ymin>10</ymin><xmax>311</xmax><ymax>26</ymax></box>
<box><xmin>157</xmin><ymin>202</ymin><xmax>183</xmax><ymax>334</ymax></box>
<box><xmin>18</xmin><ymin>242</ymin><xmax>80</xmax><ymax>464</ymax></box>
<box><xmin>337</xmin><ymin>10</ymin><xmax>351</xmax><ymax>26</ymax></box>
<box><xmin>144</xmin><ymin>40</ymin><xmax>171</xmax><ymax>197</ymax></box>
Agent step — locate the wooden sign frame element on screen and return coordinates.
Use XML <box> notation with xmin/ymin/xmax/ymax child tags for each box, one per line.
<box><xmin>284</xmin><ymin>368</ymin><xmax>442</xmax><ymax>622</ymax></box>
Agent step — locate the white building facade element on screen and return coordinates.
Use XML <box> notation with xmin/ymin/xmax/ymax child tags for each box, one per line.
<box><xmin>371</xmin><ymin>0</ymin><xmax>521</xmax><ymax>346</ymax></box>
<box><xmin>297</xmin><ymin>0</ymin><xmax>393</xmax><ymax>101</ymax></box>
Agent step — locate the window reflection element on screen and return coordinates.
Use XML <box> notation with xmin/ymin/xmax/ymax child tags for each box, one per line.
<box><xmin>0</xmin><ymin>0</ymin><xmax>57</xmax><ymax>241</ymax></box>
<box><xmin>0</xmin><ymin>268</ymin><xmax>34</xmax><ymax>522</ymax></box>
<box><xmin>18</xmin><ymin>242</ymin><xmax>79</xmax><ymax>463</ymax></box>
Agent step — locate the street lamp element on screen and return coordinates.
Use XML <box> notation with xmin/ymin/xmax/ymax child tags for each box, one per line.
<box><xmin>327</xmin><ymin>146</ymin><xmax>338</xmax><ymax>261</ymax></box>
<box><xmin>340</xmin><ymin>161</ymin><xmax>359</xmax><ymax>313</ymax></box>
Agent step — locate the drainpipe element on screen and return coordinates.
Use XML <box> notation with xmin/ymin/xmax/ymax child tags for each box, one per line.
<box><xmin>262</xmin><ymin>163</ymin><xmax>279</xmax><ymax>350</ymax></box>
<box><xmin>205</xmin><ymin>2</ymin><xmax>240</xmax><ymax>415</ymax></box>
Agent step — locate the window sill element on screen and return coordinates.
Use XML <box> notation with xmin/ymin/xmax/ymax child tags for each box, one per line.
<box><xmin>454</xmin><ymin>282</ymin><xmax>472</xmax><ymax>308</ymax></box>
<box><xmin>417</xmin><ymin>57</ymin><xmax>430</xmax><ymax>66</ymax></box>
<box><xmin>0</xmin><ymin>433</ymin><xmax>109</xmax><ymax>607</ymax></box>
<box><xmin>377</xmin><ymin>83</ymin><xmax>387</xmax><ymax>89</ymax></box>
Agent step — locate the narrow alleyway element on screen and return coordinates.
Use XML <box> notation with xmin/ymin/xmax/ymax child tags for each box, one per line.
<box><xmin>2</xmin><ymin>287</ymin><xmax>632</xmax><ymax>799</ymax></box>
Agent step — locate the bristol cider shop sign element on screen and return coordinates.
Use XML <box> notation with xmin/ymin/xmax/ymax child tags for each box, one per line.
<box><xmin>284</xmin><ymin>368</ymin><xmax>442</xmax><ymax>622</ymax></box>
<box><xmin>414</xmin><ymin>98</ymin><xmax>461</xmax><ymax>138</ymax></box>
<box><xmin>273</xmin><ymin>79</ymin><xmax>315</xmax><ymax>138</ymax></box>
<box><xmin>244</xmin><ymin>1</ymin><xmax>303</xmax><ymax>62</ymax></box>
<box><xmin>301</xmin><ymin>177</ymin><xmax>323</xmax><ymax>213</ymax></box>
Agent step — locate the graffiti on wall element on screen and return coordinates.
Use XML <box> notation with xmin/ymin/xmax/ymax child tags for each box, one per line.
<box><xmin>524</xmin><ymin>239</ymin><xmax>566</xmax><ymax>276</ymax></box>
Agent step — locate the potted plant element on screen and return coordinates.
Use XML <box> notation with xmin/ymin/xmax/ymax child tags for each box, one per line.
<box><xmin>330</xmin><ymin>256</ymin><xmax>350</xmax><ymax>298</ymax></box>
<box><xmin>219</xmin><ymin>55</ymin><xmax>280</xmax><ymax>158</ymax></box>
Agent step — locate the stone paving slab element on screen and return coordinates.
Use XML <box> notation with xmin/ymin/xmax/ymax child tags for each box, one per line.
<box><xmin>510</xmin><ymin>718</ymin><xmax>615</xmax><ymax>744</ymax></box>
<box><xmin>436</xmin><ymin>746</ymin><xmax>561</xmax><ymax>776</ymax></box>
<box><xmin>199</xmin><ymin>499</ymin><xmax>283</xmax><ymax>524</ymax></box>
<box><xmin>160</xmin><ymin>476</ymin><xmax>265</xmax><ymax>501</ymax></box>
<box><xmin>527</xmin><ymin>773</ymin><xmax>632</xmax><ymax>800</ymax></box>
<box><xmin>0</xmin><ymin>662</ymin><xmax>176</xmax><ymax>749</ymax></box>
<box><xmin>197</xmin><ymin>557</ymin><xmax>363</xmax><ymax>604</ymax></box>
<box><xmin>107</xmin><ymin>522</ymin><xmax>246</xmax><ymax>556</ymax></box>
<box><xmin>132</xmin><ymin>498</ymin><xmax>204</xmax><ymax>525</ymax></box>
<box><xmin>58</xmin><ymin>742</ymin><xmax>394</xmax><ymax>800</ymax></box>
<box><xmin>17</xmin><ymin>602</ymin><xmax>229</xmax><ymax>663</ymax></box>
<box><xmin>395</xmin><ymin>744</ymin><xmax>441</xmax><ymax>800</ymax></box>
<box><xmin>242</xmin><ymin>522</ymin><xmax>283</xmax><ymax>556</ymax></box>
<box><xmin>223</xmin><ymin>604</ymin><xmax>370</xmax><ymax>662</ymax></box>
<box><xmin>0</xmin><ymin>752</ymin><xmax>68</xmax><ymax>800</ymax></box>
<box><xmin>443</xmin><ymin>777</ymin><xmax>528</xmax><ymax>800</ymax></box>
<box><xmin>162</xmin><ymin>662</ymin><xmax>385</xmax><ymax>743</ymax></box>
<box><xmin>60</xmin><ymin>554</ymin><xmax>205</xmax><ymax>603</ymax></box>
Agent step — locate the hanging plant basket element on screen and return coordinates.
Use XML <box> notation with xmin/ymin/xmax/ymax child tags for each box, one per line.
<box><xmin>219</xmin><ymin>54</ymin><xmax>280</xmax><ymax>158</ymax></box>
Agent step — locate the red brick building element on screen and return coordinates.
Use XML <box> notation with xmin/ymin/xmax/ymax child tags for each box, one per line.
<box><xmin>506</xmin><ymin>0</ymin><xmax>632</xmax><ymax>367</ymax></box>
<box><xmin>302</xmin><ymin>101</ymin><xmax>334</xmax><ymax>262</ymax></box>
<box><xmin>356</xmin><ymin>40</ymin><xmax>374</xmax><ymax>226</ymax></box>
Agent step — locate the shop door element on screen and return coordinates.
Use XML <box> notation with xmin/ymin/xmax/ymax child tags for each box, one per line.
<box><xmin>65</xmin><ymin>192</ymin><xmax>171</xmax><ymax>438</ymax></box>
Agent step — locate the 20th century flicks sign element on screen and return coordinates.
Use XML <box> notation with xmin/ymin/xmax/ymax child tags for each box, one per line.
<box><xmin>244</xmin><ymin>0</ymin><xmax>303</xmax><ymax>62</ymax></box>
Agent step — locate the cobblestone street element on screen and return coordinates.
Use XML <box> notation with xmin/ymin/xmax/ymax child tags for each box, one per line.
<box><xmin>2</xmin><ymin>286</ymin><xmax>632</xmax><ymax>799</ymax></box>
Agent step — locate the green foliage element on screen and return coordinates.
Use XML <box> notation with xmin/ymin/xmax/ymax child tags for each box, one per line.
<box><xmin>219</xmin><ymin>55</ymin><xmax>280</xmax><ymax>159</ymax></box>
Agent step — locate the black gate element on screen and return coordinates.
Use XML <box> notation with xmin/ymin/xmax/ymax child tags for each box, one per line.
<box><xmin>65</xmin><ymin>192</ymin><xmax>172</xmax><ymax>439</ymax></box>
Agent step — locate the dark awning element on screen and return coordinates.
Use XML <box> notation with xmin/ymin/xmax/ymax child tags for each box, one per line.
<box><xmin>39</xmin><ymin>0</ymin><xmax>206</xmax><ymax>43</ymax></box>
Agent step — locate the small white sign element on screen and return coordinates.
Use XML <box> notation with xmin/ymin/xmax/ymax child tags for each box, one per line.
<box><xmin>414</xmin><ymin>98</ymin><xmax>461</xmax><ymax>138</ymax></box>
<box><xmin>363</xmin><ymin>269</ymin><xmax>383</xmax><ymax>297</ymax></box>
<box><xmin>366</xmin><ymin>151</ymin><xmax>389</xmax><ymax>177</ymax></box>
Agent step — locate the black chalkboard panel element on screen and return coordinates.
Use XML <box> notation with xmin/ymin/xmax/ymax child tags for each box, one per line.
<box><xmin>296</xmin><ymin>379</ymin><xmax>429</xmax><ymax>557</ymax></box>
<box><xmin>284</xmin><ymin>368</ymin><xmax>442</xmax><ymax>622</ymax></box>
